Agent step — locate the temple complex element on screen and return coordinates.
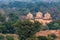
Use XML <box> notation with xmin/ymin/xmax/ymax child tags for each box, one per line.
<box><xmin>26</xmin><ymin>12</ymin><xmax>52</xmax><ymax>25</ymax></box>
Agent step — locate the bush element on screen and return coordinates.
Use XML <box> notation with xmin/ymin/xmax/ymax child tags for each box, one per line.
<box><xmin>26</xmin><ymin>35</ymin><xmax>38</xmax><ymax>40</ymax></box>
<box><xmin>6</xmin><ymin>36</ymin><xmax>14</xmax><ymax>40</ymax></box>
<box><xmin>37</xmin><ymin>36</ymin><xmax>48</xmax><ymax>40</ymax></box>
<box><xmin>48</xmin><ymin>34</ymin><xmax>57</xmax><ymax>40</ymax></box>
<box><xmin>0</xmin><ymin>35</ymin><xmax>4</xmax><ymax>40</ymax></box>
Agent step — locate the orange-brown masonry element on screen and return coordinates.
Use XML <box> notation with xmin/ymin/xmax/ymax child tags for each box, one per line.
<box><xmin>26</xmin><ymin>12</ymin><xmax>52</xmax><ymax>25</ymax></box>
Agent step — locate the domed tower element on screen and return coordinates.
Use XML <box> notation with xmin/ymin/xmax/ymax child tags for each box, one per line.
<box><xmin>26</xmin><ymin>12</ymin><xmax>34</xmax><ymax>22</ymax></box>
<box><xmin>35</xmin><ymin>12</ymin><xmax>43</xmax><ymax>24</ymax></box>
<box><xmin>35</xmin><ymin>12</ymin><xmax>43</xmax><ymax>19</ymax></box>
<box><xmin>43</xmin><ymin>12</ymin><xmax>52</xmax><ymax>25</ymax></box>
<box><xmin>26</xmin><ymin>12</ymin><xmax>34</xmax><ymax>19</ymax></box>
<box><xmin>44</xmin><ymin>12</ymin><xmax>51</xmax><ymax>20</ymax></box>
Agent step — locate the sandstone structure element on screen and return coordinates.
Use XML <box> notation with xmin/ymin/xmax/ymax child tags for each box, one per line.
<box><xmin>26</xmin><ymin>12</ymin><xmax>34</xmax><ymax>22</ymax></box>
<box><xmin>26</xmin><ymin>12</ymin><xmax>52</xmax><ymax>25</ymax></box>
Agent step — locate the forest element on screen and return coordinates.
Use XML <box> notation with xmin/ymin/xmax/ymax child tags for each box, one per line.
<box><xmin>0</xmin><ymin>1</ymin><xmax>60</xmax><ymax>20</ymax></box>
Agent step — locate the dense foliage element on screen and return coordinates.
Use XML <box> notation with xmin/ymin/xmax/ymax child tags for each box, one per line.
<box><xmin>13</xmin><ymin>20</ymin><xmax>42</xmax><ymax>40</ymax></box>
<box><xmin>47</xmin><ymin>20</ymin><xmax>60</xmax><ymax>30</ymax></box>
<box><xmin>0</xmin><ymin>12</ymin><xmax>59</xmax><ymax>40</ymax></box>
<box><xmin>37</xmin><ymin>34</ymin><xmax>57</xmax><ymax>40</ymax></box>
<box><xmin>0</xmin><ymin>35</ymin><xmax>4</xmax><ymax>40</ymax></box>
<box><xmin>0</xmin><ymin>1</ymin><xmax>60</xmax><ymax>40</ymax></box>
<box><xmin>0</xmin><ymin>1</ymin><xmax>60</xmax><ymax>20</ymax></box>
<box><xmin>6</xmin><ymin>36</ymin><xmax>14</xmax><ymax>40</ymax></box>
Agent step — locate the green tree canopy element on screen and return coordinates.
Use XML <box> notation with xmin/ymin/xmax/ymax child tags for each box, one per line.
<box><xmin>13</xmin><ymin>20</ymin><xmax>42</xmax><ymax>40</ymax></box>
<box><xmin>8</xmin><ymin>13</ymin><xmax>19</xmax><ymax>22</ymax></box>
<box><xmin>0</xmin><ymin>21</ymin><xmax>15</xmax><ymax>34</ymax></box>
<box><xmin>47</xmin><ymin>20</ymin><xmax>60</xmax><ymax>30</ymax></box>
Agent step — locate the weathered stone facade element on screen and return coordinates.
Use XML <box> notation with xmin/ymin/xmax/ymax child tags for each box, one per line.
<box><xmin>26</xmin><ymin>12</ymin><xmax>52</xmax><ymax>25</ymax></box>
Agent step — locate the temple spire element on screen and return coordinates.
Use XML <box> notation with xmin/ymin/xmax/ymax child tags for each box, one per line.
<box><xmin>26</xmin><ymin>12</ymin><xmax>34</xmax><ymax>19</ymax></box>
<box><xmin>44</xmin><ymin>12</ymin><xmax>51</xmax><ymax>19</ymax></box>
<box><xmin>35</xmin><ymin>12</ymin><xmax>43</xmax><ymax>19</ymax></box>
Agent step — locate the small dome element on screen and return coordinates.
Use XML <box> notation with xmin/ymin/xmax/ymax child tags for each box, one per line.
<box><xmin>35</xmin><ymin>12</ymin><xmax>43</xmax><ymax>18</ymax></box>
<box><xmin>44</xmin><ymin>12</ymin><xmax>51</xmax><ymax>19</ymax></box>
<box><xmin>26</xmin><ymin>12</ymin><xmax>34</xmax><ymax>19</ymax></box>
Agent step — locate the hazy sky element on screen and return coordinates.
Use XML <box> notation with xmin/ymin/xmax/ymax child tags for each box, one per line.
<box><xmin>0</xmin><ymin>0</ymin><xmax>59</xmax><ymax>2</ymax></box>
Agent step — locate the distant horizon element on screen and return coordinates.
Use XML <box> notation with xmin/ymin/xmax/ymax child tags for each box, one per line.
<box><xmin>0</xmin><ymin>0</ymin><xmax>60</xmax><ymax>2</ymax></box>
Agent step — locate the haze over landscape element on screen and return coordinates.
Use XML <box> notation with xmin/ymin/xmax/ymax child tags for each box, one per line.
<box><xmin>0</xmin><ymin>0</ymin><xmax>60</xmax><ymax>20</ymax></box>
<box><xmin>0</xmin><ymin>0</ymin><xmax>60</xmax><ymax>40</ymax></box>
<box><xmin>0</xmin><ymin>0</ymin><xmax>60</xmax><ymax>2</ymax></box>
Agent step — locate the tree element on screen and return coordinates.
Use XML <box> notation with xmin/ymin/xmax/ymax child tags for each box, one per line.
<box><xmin>47</xmin><ymin>20</ymin><xmax>60</xmax><ymax>30</ymax></box>
<box><xmin>40</xmin><ymin>25</ymin><xmax>49</xmax><ymax>30</ymax></box>
<box><xmin>0</xmin><ymin>21</ymin><xmax>15</xmax><ymax>34</ymax></box>
<box><xmin>48</xmin><ymin>34</ymin><xmax>57</xmax><ymax>40</ymax></box>
<box><xmin>13</xmin><ymin>20</ymin><xmax>42</xmax><ymax>40</ymax></box>
<box><xmin>0</xmin><ymin>35</ymin><xmax>4</xmax><ymax>40</ymax></box>
<box><xmin>26</xmin><ymin>35</ymin><xmax>38</xmax><ymax>40</ymax></box>
<box><xmin>37</xmin><ymin>36</ymin><xmax>48</xmax><ymax>40</ymax></box>
<box><xmin>0</xmin><ymin>13</ymin><xmax>5</xmax><ymax>23</ymax></box>
<box><xmin>37</xmin><ymin>34</ymin><xmax>57</xmax><ymax>40</ymax></box>
<box><xmin>6</xmin><ymin>36</ymin><xmax>14</xmax><ymax>40</ymax></box>
<box><xmin>0</xmin><ymin>25</ymin><xmax>5</xmax><ymax>33</ymax></box>
<box><xmin>8</xmin><ymin>13</ymin><xmax>19</xmax><ymax>22</ymax></box>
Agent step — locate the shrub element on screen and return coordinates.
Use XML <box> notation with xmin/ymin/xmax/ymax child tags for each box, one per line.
<box><xmin>0</xmin><ymin>35</ymin><xmax>4</xmax><ymax>40</ymax></box>
<box><xmin>48</xmin><ymin>33</ymin><xmax>57</xmax><ymax>40</ymax></box>
<box><xmin>37</xmin><ymin>36</ymin><xmax>48</xmax><ymax>40</ymax></box>
<box><xmin>26</xmin><ymin>35</ymin><xmax>38</xmax><ymax>40</ymax></box>
<box><xmin>6</xmin><ymin>36</ymin><xmax>14</xmax><ymax>40</ymax></box>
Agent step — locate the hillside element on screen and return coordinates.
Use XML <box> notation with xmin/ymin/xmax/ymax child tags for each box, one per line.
<box><xmin>0</xmin><ymin>1</ymin><xmax>60</xmax><ymax>20</ymax></box>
